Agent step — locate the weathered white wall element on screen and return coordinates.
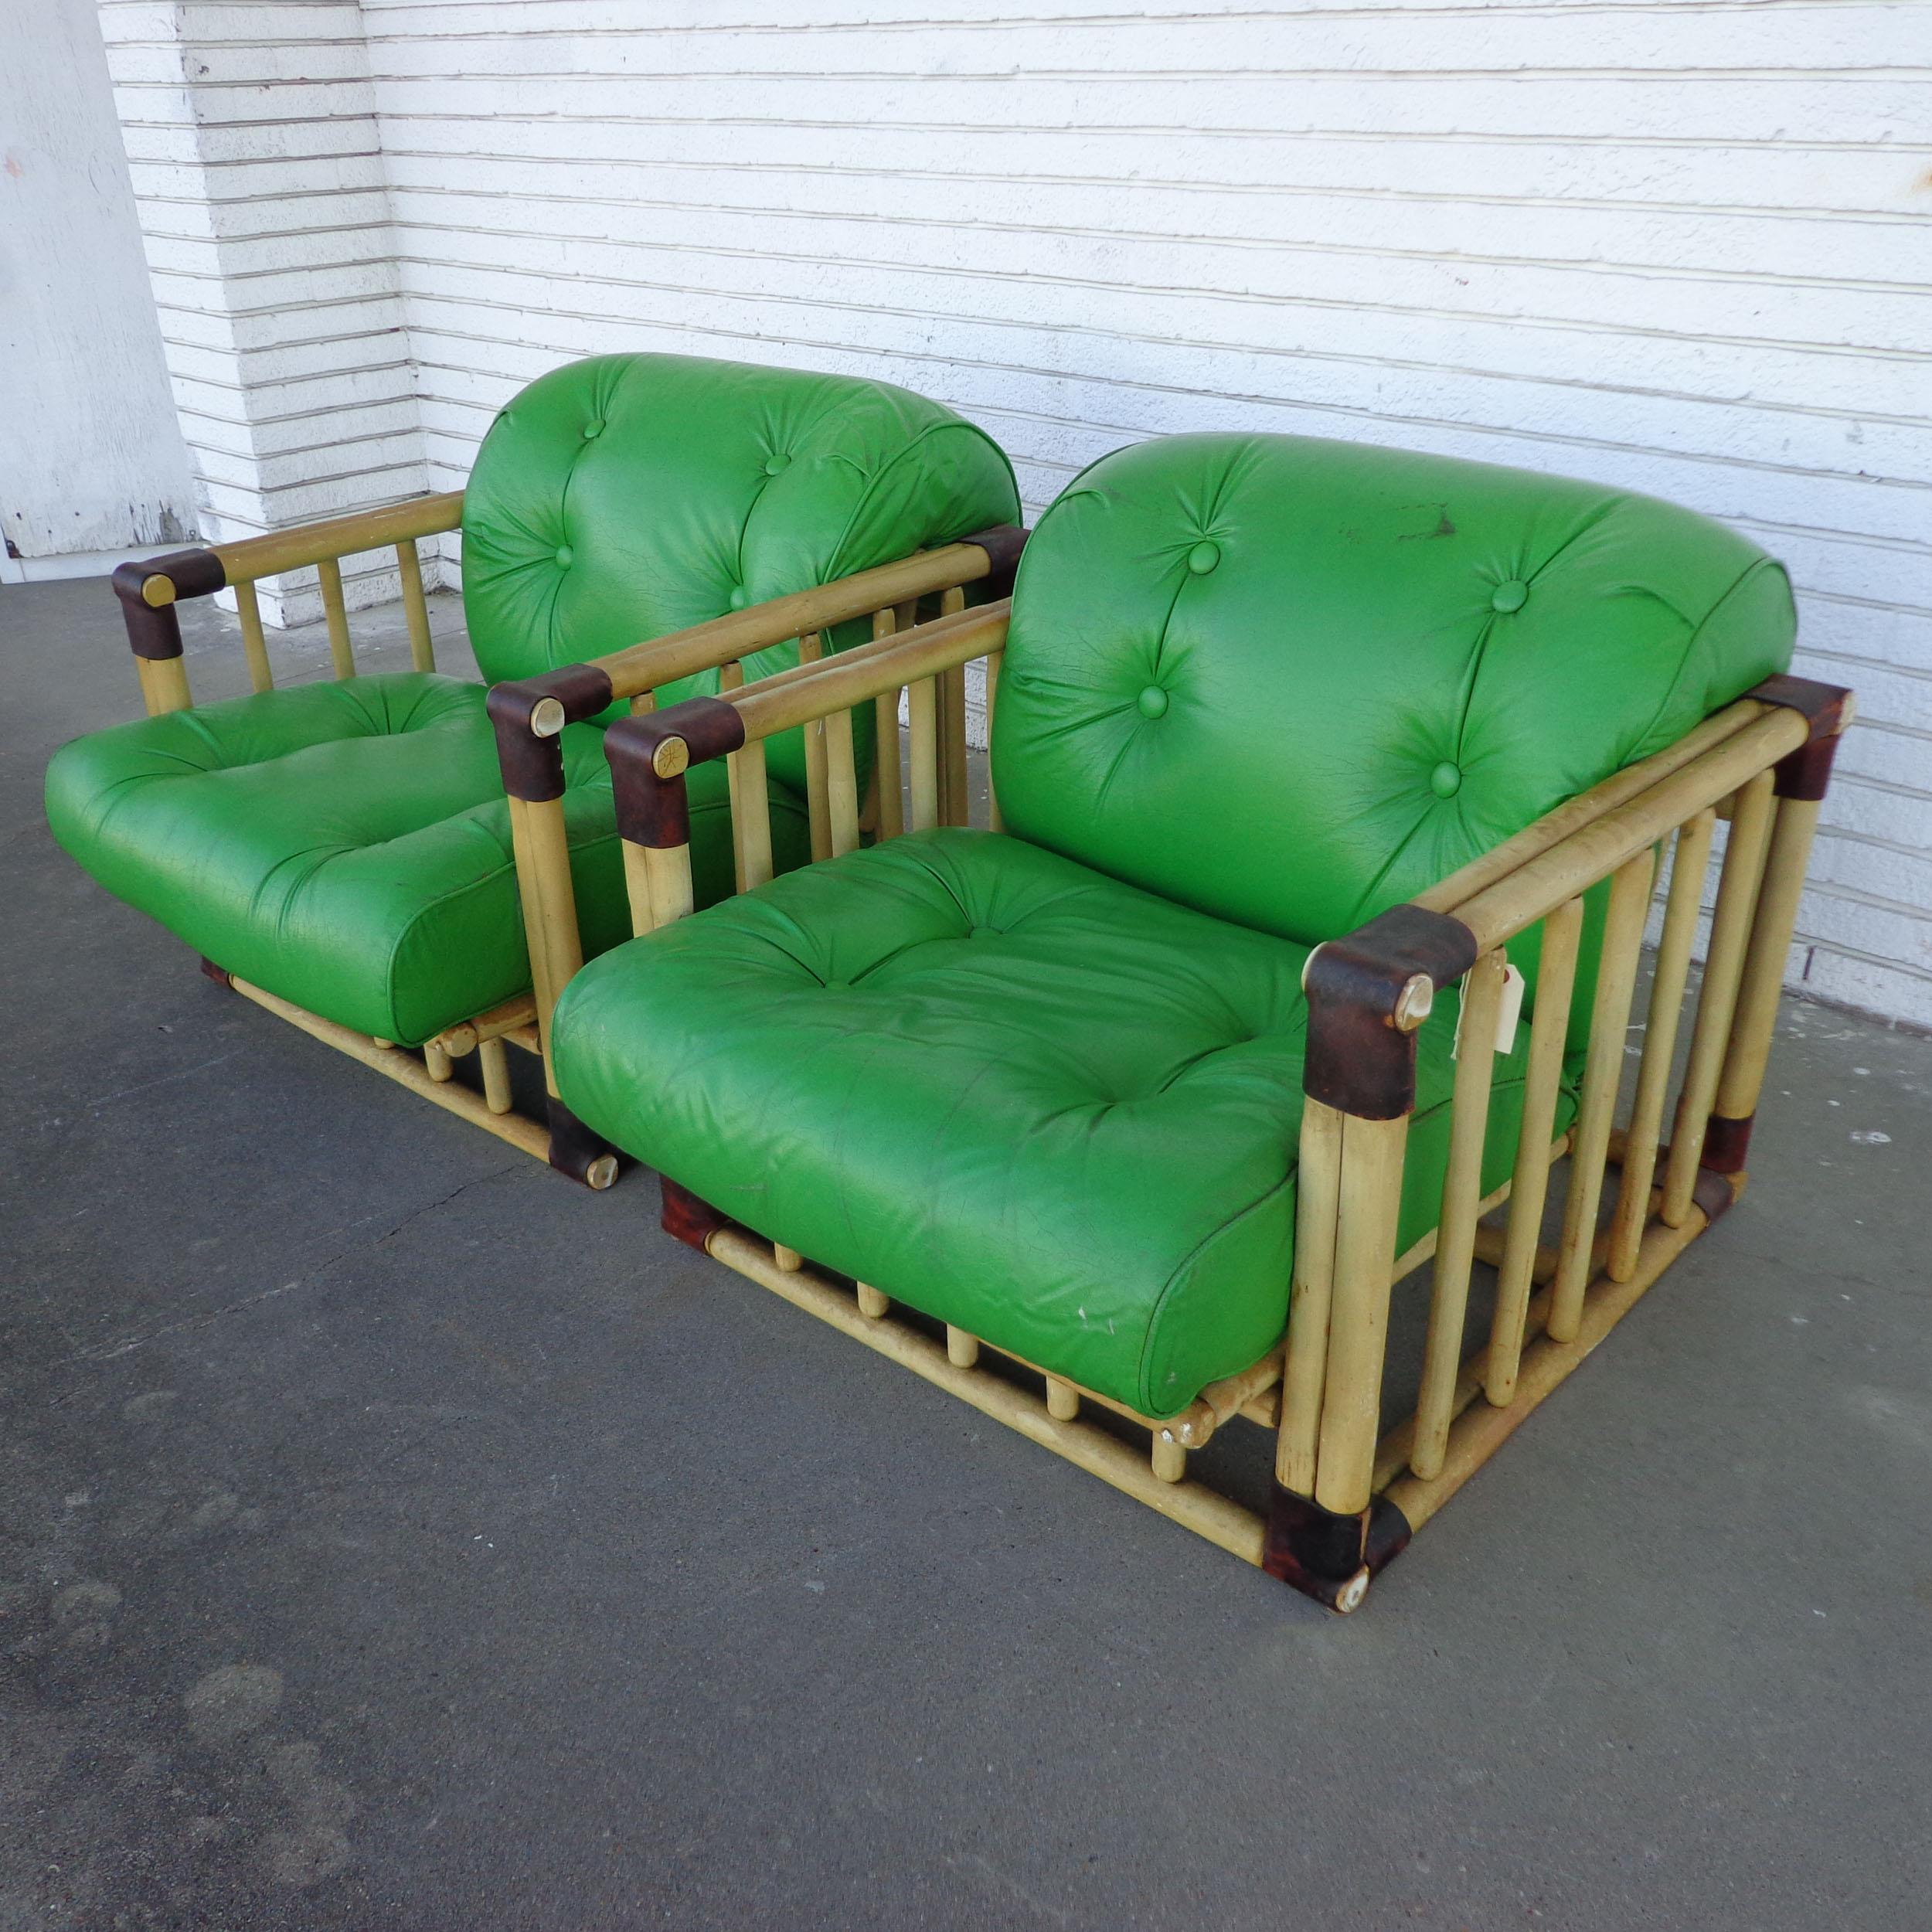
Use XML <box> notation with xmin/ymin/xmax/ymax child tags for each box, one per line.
<box><xmin>0</xmin><ymin>0</ymin><xmax>195</xmax><ymax>576</ymax></box>
<box><xmin>98</xmin><ymin>1</ymin><xmax>1932</xmax><ymax>1028</ymax></box>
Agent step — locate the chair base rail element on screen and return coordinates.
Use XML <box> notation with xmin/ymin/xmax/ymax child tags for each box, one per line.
<box><xmin>209</xmin><ymin>964</ymin><xmax>617</xmax><ymax>1188</ymax></box>
<box><xmin>669</xmin><ymin>1165</ymin><xmax>1737</xmax><ymax>1614</ymax></box>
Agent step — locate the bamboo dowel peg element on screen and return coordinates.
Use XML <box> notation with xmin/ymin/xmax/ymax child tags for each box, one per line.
<box><xmin>1607</xmin><ymin>810</ymin><xmax>1716</xmax><ymax>1279</ymax></box>
<box><xmin>1313</xmin><ymin>1111</ymin><xmax>1411</xmax><ymax>1517</ymax></box>
<box><xmin>1151</xmin><ymin>1432</ymin><xmax>1188</xmax><ymax>1484</ymax></box>
<box><xmin>423</xmin><ymin>1039</ymin><xmax>454</xmax><ymax>1083</ymax></box>
<box><xmin>1277</xmin><ymin>1097</ymin><xmax>1345</xmax><ymax>1496</ymax></box>
<box><xmin>136</xmin><ymin>655</ymin><xmax>193</xmax><ymax>716</ymax></box>
<box><xmin>1714</xmin><ymin>795</ymin><xmax>1825</xmax><ymax>1133</ymax></box>
<box><xmin>946</xmin><ymin>1326</ymin><xmax>980</xmax><ymax>1369</ymax></box>
<box><xmin>234</xmin><ymin>580</ymin><xmax>273</xmax><ymax>692</ymax></box>
<box><xmin>317</xmin><ymin>556</ymin><xmax>355</xmax><ymax>679</ymax></box>
<box><xmin>1548</xmin><ymin>847</ymin><xmax>1656</xmax><ymax>1342</ymax></box>
<box><xmin>1411</xmin><ymin>949</ymin><xmax>1510</xmax><ymax>1481</ymax></box>
<box><xmin>908</xmin><ymin>678</ymin><xmax>940</xmax><ymax>832</ymax></box>
<box><xmin>1046</xmin><ymin>1377</ymin><xmax>1080</xmax><ymax>1422</ymax></box>
<box><xmin>477</xmin><ymin>1036</ymin><xmax>513</xmax><ymax>1114</ymax></box>
<box><xmin>396</xmin><ymin>537</ymin><xmax>434</xmax><ymax>673</ymax></box>
<box><xmin>371</xmin><ymin>1037</ymin><xmax>396</xmax><ymax>1050</ymax></box>
<box><xmin>856</xmin><ymin>1282</ymin><xmax>889</xmax><ymax>1318</ymax></box>
<box><xmin>1662</xmin><ymin>770</ymin><xmax>1777</xmax><ymax>1224</ymax></box>
<box><xmin>774</xmin><ymin>1244</ymin><xmax>804</xmax><ymax>1273</ymax></box>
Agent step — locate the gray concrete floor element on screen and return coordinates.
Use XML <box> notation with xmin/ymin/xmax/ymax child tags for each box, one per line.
<box><xmin>4</xmin><ymin>576</ymin><xmax>1930</xmax><ymax>1930</ymax></box>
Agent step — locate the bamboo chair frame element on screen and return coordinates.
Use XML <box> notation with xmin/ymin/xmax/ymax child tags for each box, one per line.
<box><xmin>589</xmin><ymin>597</ymin><xmax>1852</xmax><ymax>1612</ymax></box>
<box><xmin>110</xmin><ymin>498</ymin><xmax>1026</xmax><ymax>1188</ymax></box>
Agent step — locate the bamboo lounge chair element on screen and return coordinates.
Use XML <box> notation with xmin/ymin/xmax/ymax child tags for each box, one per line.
<box><xmin>44</xmin><ymin>353</ymin><xmax>1022</xmax><ymax>1185</ymax></box>
<box><xmin>540</xmin><ymin>430</ymin><xmax>1850</xmax><ymax>1611</ymax></box>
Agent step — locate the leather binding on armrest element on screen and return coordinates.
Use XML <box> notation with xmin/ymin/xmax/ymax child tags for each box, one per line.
<box><xmin>960</xmin><ymin>522</ymin><xmax>1029</xmax><ymax>599</ymax></box>
<box><xmin>111</xmin><ymin>548</ymin><xmax>226</xmax><ymax>660</ymax></box>
<box><xmin>1744</xmin><ymin>673</ymin><xmax>1854</xmax><ymax>802</ymax></box>
<box><xmin>605</xmin><ymin>697</ymin><xmax>748</xmax><ymax>849</ymax></box>
<box><xmin>487</xmin><ymin>665</ymin><xmax>618</xmax><ymax>801</ymax></box>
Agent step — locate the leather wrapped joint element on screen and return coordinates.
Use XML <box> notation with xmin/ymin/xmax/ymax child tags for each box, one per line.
<box><xmin>959</xmin><ymin>522</ymin><xmax>1029</xmax><ymax>600</ymax></box>
<box><xmin>488</xmin><ymin>664</ymin><xmax>616</xmax><ymax>801</ymax></box>
<box><xmin>1745</xmin><ymin>673</ymin><xmax>1854</xmax><ymax>802</ymax></box>
<box><xmin>606</xmin><ymin>696</ymin><xmax>747</xmax><ymax>849</ymax></box>
<box><xmin>111</xmin><ymin>547</ymin><xmax>225</xmax><ymax>661</ymax></box>
<box><xmin>1262</xmin><ymin>1483</ymin><xmax>1411</xmax><ymax>1611</ymax></box>
<box><xmin>545</xmin><ymin>1095</ymin><xmax>614</xmax><ymax>1187</ymax></box>
<box><xmin>1302</xmin><ymin>904</ymin><xmax>1479</xmax><ymax>1119</ymax></box>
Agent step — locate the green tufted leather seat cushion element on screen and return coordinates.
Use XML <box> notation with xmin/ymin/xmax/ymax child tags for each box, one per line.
<box><xmin>550</xmin><ymin>431</ymin><xmax>1794</xmax><ymax>1415</ymax></box>
<box><xmin>45</xmin><ymin>355</ymin><xmax>1019</xmax><ymax>1044</ymax></box>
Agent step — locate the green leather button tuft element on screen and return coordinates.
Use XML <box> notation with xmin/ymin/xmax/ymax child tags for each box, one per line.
<box><xmin>553</xmin><ymin>545</ymin><xmax>573</xmax><ymax>568</ymax></box>
<box><xmin>1430</xmin><ymin>760</ymin><xmax>1462</xmax><ymax>798</ymax></box>
<box><xmin>1491</xmin><ymin>578</ymin><xmax>1529</xmax><ymax>614</ymax></box>
<box><xmin>764</xmin><ymin>453</ymin><xmax>791</xmax><ymax>476</ymax></box>
<box><xmin>728</xmin><ymin>587</ymin><xmax>747</xmax><ymax>610</ymax></box>
<box><xmin>1186</xmin><ymin>541</ymin><xmax>1220</xmax><ymax>576</ymax></box>
<box><xmin>581</xmin><ymin>420</ymin><xmax>604</xmax><ymax>440</ymax></box>
<box><xmin>1137</xmin><ymin>685</ymin><xmax>1170</xmax><ymax>719</ymax></box>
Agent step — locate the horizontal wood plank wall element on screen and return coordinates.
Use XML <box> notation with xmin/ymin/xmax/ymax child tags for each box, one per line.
<box><xmin>107</xmin><ymin>0</ymin><xmax>1930</xmax><ymax>1027</ymax></box>
<box><xmin>99</xmin><ymin>0</ymin><xmax>436</xmax><ymax>624</ymax></box>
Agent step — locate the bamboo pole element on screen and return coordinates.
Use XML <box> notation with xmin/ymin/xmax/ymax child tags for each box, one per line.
<box><xmin>985</xmin><ymin>648</ymin><xmax>1005</xmax><ymax>834</ymax></box>
<box><xmin>794</xmin><ymin>634</ymin><xmax>833</xmax><ymax>862</ymax></box>
<box><xmin>1151</xmin><ymin>1435</ymin><xmax>1188</xmax><ymax>1484</ymax></box>
<box><xmin>717</xmin><ymin>660</ymin><xmax>748</xmax><ymax>893</ymax></box>
<box><xmin>1548</xmin><ymin>849</ymin><xmax>1656</xmax><ymax>1342</ymax></box>
<box><xmin>871</xmin><ymin>608</ymin><xmax>905</xmax><ymax>840</ymax></box>
<box><xmin>908</xmin><ymin>679</ymin><xmax>940</xmax><ymax>832</ymax></box>
<box><xmin>639</xmin><ymin>844</ymin><xmax>696</xmax><ymax>936</ymax></box>
<box><xmin>1713</xmin><ymin>795</ymin><xmax>1825</xmax><ymax>1131</ymax></box>
<box><xmin>1662</xmin><ymin>770</ymin><xmax>1777</xmax><ymax>1223</ymax></box>
<box><xmin>1410</xmin><ymin>950</ymin><xmax>1510</xmax><ymax>1481</ymax></box>
<box><xmin>856</xmin><ymin>1283</ymin><xmax>889</xmax><ymax>1318</ymax></box>
<box><xmin>396</xmin><ymin>537</ymin><xmax>435</xmax><ymax>673</ymax></box>
<box><xmin>316</xmin><ymin>557</ymin><xmax>355</xmax><ymax>680</ymax></box>
<box><xmin>730</xmin><ymin>736</ymin><xmax>776</xmax><ymax>891</ymax></box>
<box><xmin>710</xmin><ymin>1228</ymin><xmax>1266</xmax><ymax>1565</ymax></box>
<box><xmin>1485</xmin><ymin>896</ymin><xmax>1583</xmax><ymax>1404</ymax></box>
<box><xmin>1312</xmin><ymin>1111</ymin><xmax>1410</xmax><ymax>1516</ymax></box>
<box><xmin>227</xmin><ymin>976</ymin><xmax>550</xmax><ymax>1162</ymax></box>
<box><xmin>937</xmin><ymin>586</ymin><xmax>970</xmax><ymax>825</ymax></box>
<box><xmin>477</xmin><ymin>1037</ymin><xmax>513</xmax><ymax>1114</ymax></box>
<box><xmin>824</xmin><ymin>704</ymin><xmax>862</xmax><ymax>857</ymax></box>
<box><xmin>1277</xmin><ymin>1097</ymin><xmax>1345</xmax><ymax>1497</ymax></box>
<box><xmin>508</xmin><ymin>794</ymin><xmax>585</xmax><ymax>1066</ymax></box>
<box><xmin>774</xmin><ymin>1244</ymin><xmax>803</xmax><ymax>1273</ymax></box>
<box><xmin>136</xmin><ymin>655</ymin><xmax>192</xmax><ymax>716</ymax></box>
<box><xmin>431</xmin><ymin>991</ymin><xmax>537</xmax><ymax>1060</ymax></box>
<box><xmin>946</xmin><ymin>1326</ymin><xmax>981</xmax><ymax>1369</ymax></box>
<box><xmin>1045</xmin><ymin>1377</ymin><xmax>1081</xmax><ymax>1422</ymax></box>
<box><xmin>208</xmin><ymin>491</ymin><xmax>463</xmax><ymax>584</ymax></box>
<box><xmin>423</xmin><ymin>1039</ymin><xmax>454</xmax><ymax>1083</ymax></box>
<box><xmin>1607</xmin><ymin>809</ymin><xmax>1716</xmax><ymax>1278</ymax></box>
<box><xmin>1446</xmin><ymin>708</ymin><xmax>1807</xmax><ymax>954</ymax></box>
<box><xmin>234</xmin><ymin>580</ymin><xmax>273</xmax><ymax>692</ymax></box>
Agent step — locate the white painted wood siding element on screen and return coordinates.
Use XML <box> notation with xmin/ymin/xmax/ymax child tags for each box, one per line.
<box><xmin>105</xmin><ymin>1</ymin><xmax>1932</xmax><ymax>1027</ymax></box>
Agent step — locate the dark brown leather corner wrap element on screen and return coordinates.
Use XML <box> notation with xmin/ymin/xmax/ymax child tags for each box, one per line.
<box><xmin>1302</xmin><ymin>904</ymin><xmax>1479</xmax><ymax>1119</ymax></box>
<box><xmin>1262</xmin><ymin>1483</ymin><xmax>1411</xmax><ymax>1611</ymax></box>
<box><xmin>487</xmin><ymin>665</ymin><xmax>616</xmax><ymax>801</ymax></box>
<box><xmin>660</xmin><ymin>1176</ymin><xmax>729</xmax><ymax>1251</ymax></box>
<box><xmin>1746</xmin><ymin>673</ymin><xmax>1853</xmax><ymax>802</ymax></box>
<box><xmin>111</xmin><ymin>548</ymin><xmax>225</xmax><ymax>660</ymax></box>
<box><xmin>606</xmin><ymin>696</ymin><xmax>746</xmax><ymax>849</ymax></box>
<box><xmin>545</xmin><ymin>1095</ymin><xmax>614</xmax><ymax>1186</ymax></box>
<box><xmin>960</xmin><ymin>522</ymin><xmax>1029</xmax><ymax>599</ymax></box>
<box><xmin>198</xmin><ymin>956</ymin><xmax>233</xmax><ymax>988</ymax></box>
<box><xmin>1691</xmin><ymin>1165</ymin><xmax>1739</xmax><ymax>1226</ymax></box>
<box><xmin>1699</xmin><ymin>1111</ymin><xmax>1754</xmax><ymax>1175</ymax></box>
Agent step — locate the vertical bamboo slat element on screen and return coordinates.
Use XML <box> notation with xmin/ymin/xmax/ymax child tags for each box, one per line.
<box><xmin>137</xmin><ymin>655</ymin><xmax>193</xmax><ymax>716</ymax></box>
<box><xmin>1662</xmin><ymin>770</ymin><xmax>1777</xmax><ymax>1224</ymax></box>
<box><xmin>511</xmin><ymin>796</ymin><xmax>586</xmax><ymax>1069</ymax></box>
<box><xmin>1548</xmin><ymin>849</ymin><xmax>1656</xmax><ymax>1342</ymax></box>
<box><xmin>1277</xmin><ymin>1097</ymin><xmax>1345</xmax><ymax>1496</ymax></box>
<box><xmin>730</xmin><ymin>736</ymin><xmax>776</xmax><ymax>890</ymax></box>
<box><xmin>638</xmin><ymin>845</ymin><xmax>696</xmax><ymax>936</ymax></box>
<box><xmin>938</xmin><ymin>586</ymin><xmax>970</xmax><ymax>825</ymax></box>
<box><xmin>856</xmin><ymin>1283</ymin><xmax>889</xmax><ymax>1318</ymax></box>
<box><xmin>1410</xmin><ymin>950</ymin><xmax>1511</xmax><ymax>1479</ymax></box>
<box><xmin>234</xmin><ymin>580</ymin><xmax>273</xmax><ymax>692</ymax></box>
<box><xmin>1607</xmin><ymin>810</ymin><xmax>1717</xmax><ymax>1277</ymax></box>
<box><xmin>1714</xmin><ymin>795</ymin><xmax>1824</xmax><ymax>1131</ymax></box>
<box><xmin>396</xmin><ymin>537</ymin><xmax>434</xmax><ymax>672</ymax></box>
<box><xmin>316</xmin><ymin>558</ymin><xmax>355</xmax><ymax>679</ymax></box>
<box><xmin>908</xmin><ymin>679</ymin><xmax>941</xmax><ymax>832</ymax></box>
<box><xmin>985</xmin><ymin>648</ymin><xmax>1005</xmax><ymax>834</ymax></box>
<box><xmin>824</xmin><ymin>706</ymin><xmax>862</xmax><ymax>856</ymax></box>
<box><xmin>797</xmin><ymin>633</ymin><xmax>832</xmax><ymax>862</ymax></box>
<box><xmin>1046</xmin><ymin>1378</ymin><xmax>1080</xmax><ymax>1421</ymax></box>
<box><xmin>423</xmin><ymin>1040</ymin><xmax>454</xmax><ymax>1083</ymax></box>
<box><xmin>871</xmin><ymin>608</ymin><xmax>905</xmax><ymax>840</ymax></box>
<box><xmin>1485</xmin><ymin>896</ymin><xmax>1583</xmax><ymax>1406</ymax></box>
<box><xmin>719</xmin><ymin>661</ymin><xmax>747</xmax><ymax>893</ymax></box>
<box><xmin>478</xmin><ymin>1036</ymin><xmax>513</xmax><ymax>1115</ymax></box>
<box><xmin>946</xmin><ymin>1326</ymin><xmax>980</xmax><ymax>1369</ymax></box>
<box><xmin>1313</xmin><ymin>1112</ymin><xmax>1411</xmax><ymax>1515</ymax></box>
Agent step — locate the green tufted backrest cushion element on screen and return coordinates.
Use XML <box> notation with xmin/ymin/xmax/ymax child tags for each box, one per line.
<box><xmin>993</xmin><ymin>433</ymin><xmax>1795</xmax><ymax>950</ymax></box>
<box><xmin>459</xmin><ymin>353</ymin><xmax>1020</xmax><ymax>791</ymax></box>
